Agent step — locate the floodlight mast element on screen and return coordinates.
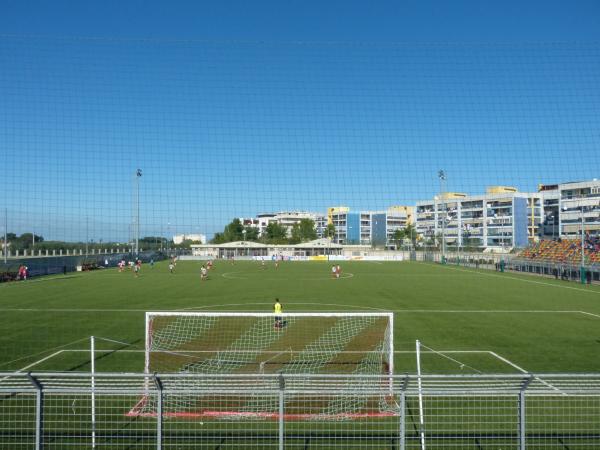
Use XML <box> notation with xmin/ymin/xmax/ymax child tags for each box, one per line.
<box><xmin>3</xmin><ymin>208</ymin><xmax>7</xmax><ymax>264</ymax></box>
<box><xmin>134</xmin><ymin>169</ymin><xmax>142</xmax><ymax>257</ymax></box>
<box><xmin>438</xmin><ymin>170</ymin><xmax>446</xmax><ymax>262</ymax></box>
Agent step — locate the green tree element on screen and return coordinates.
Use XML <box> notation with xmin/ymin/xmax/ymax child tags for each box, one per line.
<box><xmin>262</xmin><ymin>222</ymin><xmax>288</xmax><ymax>244</ymax></box>
<box><xmin>243</xmin><ymin>226</ymin><xmax>260</xmax><ymax>241</ymax></box>
<box><xmin>291</xmin><ymin>219</ymin><xmax>317</xmax><ymax>244</ymax></box>
<box><xmin>211</xmin><ymin>218</ymin><xmax>248</xmax><ymax>243</ymax></box>
<box><xmin>12</xmin><ymin>233</ymin><xmax>44</xmax><ymax>250</ymax></box>
<box><xmin>324</xmin><ymin>223</ymin><xmax>336</xmax><ymax>239</ymax></box>
<box><xmin>392</xmin><ymin>229</ymin><xmax>405</xmax><ymax>249</ymax></box>
<box><xmin>211</xmin><ymin>232</ymin><xmax>225</xmax><ymax>244</ymax></box>
<box><xmin>223</xmin><ymin>218</ymin><xmax>244</xmax><ymax>242</ymax></box>
<box><xmin>403</xmin><ymin>223</ymin><xmax>417</xmax><ymax>248</ymax></box>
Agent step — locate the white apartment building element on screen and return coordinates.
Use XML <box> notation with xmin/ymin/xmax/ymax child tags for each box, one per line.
<box><xmin>328</xmin><ymin>206</ymin><xmax>413</xmax><ymax>246</ymax></box>
<box><xmin>416</xmin><ymin>187</ymin><xmax>541</xmax><ymax>250</ymax></box>
<box><xmin>558</xmin><ymin>180</ymin><xmax>600</xmax><ymax>239</ymax></box>
<box><xmin>416</xmin><ymin>180</ymin><xmax>600</xmax><ymax>250</ymax></box>
<box><xmin>172</xmin><ymin>233</ymin><xmax>206</xmax><ymax>245</ymax></box>
<box><xmin>242</xmin><ymin>211</ymin><xmax>323</xmax><ymax>238</ymax></box>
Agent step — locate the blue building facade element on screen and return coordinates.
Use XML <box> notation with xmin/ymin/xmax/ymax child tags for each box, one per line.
<box><xmin>513</xmin><ymin>197</ymin><xmax>529</xmax><ymax>248</ymax></box>
<box><xmin>346</xmin><ymin>212</ymin><xmax>361</xmax><ymax>245</ymax></box>
<box><xmin>371</xmin><ymin>213</ymin><xmax>387</xmax><ymax>247</ymax></box>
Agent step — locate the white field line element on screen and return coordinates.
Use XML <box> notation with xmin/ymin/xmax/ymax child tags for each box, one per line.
<box><xmin>0</xmin><ymin>308</ymin><xmax>595</xmax><ymax>317</ymax></box>
<box><xmin>0</xmin><ymin>350</ymin><xmax>66</xmax><ymax>382</ymax></box>
<box><xmin>489</xmin><ymin>351</ymin><xmax>565</xmax><ymax>395</ymax></box>
<box><xmin>221</xmin><ymin>272</ymin><xmax>354</xmax><ymax>280</ymax></box>
<box><xmin>488</xmin><ymin>351</ymin><xmax>528</xmax><ymax>374</ymax></box>
<box><xmin>430</xmin><ymin>262</ymin><xmax>600</xmax><ymax>295</ymax></box>
<box><xmin>391</xmin><ymin>310</ymin><xmax>582</xmax><ymax>313</ymax></box>
<box><xmin>180</xmin><ymin>301</ymin><xmax>384</xmax><ymax>311</ymax></box>
<box><xmin>0</xmin><ymin>308</ymin><xmax>155</xmax><ymax>312</ymax></box>
<box><xmin>61</xmin><ymin>349</ymin><xmax>492</xmax><ymax>354</ymax></box>
<box><xmin>0</xmin><ymin>275</ymin><xmax>79</xmax><ymax>287</ymax></box>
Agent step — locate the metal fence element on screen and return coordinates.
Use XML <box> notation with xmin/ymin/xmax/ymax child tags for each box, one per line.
<box><xmin>1</xmin><ymin>372</ymin><xmax>599</xmax><ymax>449</ymax></box>
<box><xmin>419</xmin><ymin>251</ymin><xmax>600</xmax><ymax>283</ymax></box>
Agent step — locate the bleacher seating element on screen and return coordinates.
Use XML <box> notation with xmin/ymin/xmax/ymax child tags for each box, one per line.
<box><xmin>520</xmin><ymin>238</ymin><xmax>600</xmax><ymax>264</ymax></box>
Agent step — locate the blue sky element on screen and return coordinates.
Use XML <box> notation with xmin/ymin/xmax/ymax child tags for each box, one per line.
<box><xmin>1</xmin><ymin>1</ymin><xmax>599</xmax><ymax>241</ymax></box>
<box><xmin>2</xmin><ymin>0</ymin><xmax>600</xmax><ymax>42</ymax></box>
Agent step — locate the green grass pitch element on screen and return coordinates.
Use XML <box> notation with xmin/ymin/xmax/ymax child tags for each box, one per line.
<box><xmin>1</xmin><ymin>259</ymin><xmax>600</xmax><ymax>374</ymax></box>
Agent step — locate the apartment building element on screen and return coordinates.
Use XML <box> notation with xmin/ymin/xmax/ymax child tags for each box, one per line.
<box><xmin>328</xmin><ymin>206</ymin><xmax>413</xmax><ymax>246</ymax></box>
<box><xmin>558</xmin><ymin>180</ymin><xmax>600</xmax><ymax>239</ymax></box>
<box><xmin>416</xmin><ymin>187</ymin><xmax>540</xmax><ymax>250</ymax></box>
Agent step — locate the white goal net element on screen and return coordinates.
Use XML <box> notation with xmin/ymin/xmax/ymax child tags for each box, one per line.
<box><xmin>129</xmin><ymin>312</ymin><xmax>396</xmax><ymax>420</ymax></box>
<box><xmin>144</xmin><ymin>312</ymin><xmax>393</xmax><ymax>376</ymax></box>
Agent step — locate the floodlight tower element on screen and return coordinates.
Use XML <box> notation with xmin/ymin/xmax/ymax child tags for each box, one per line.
<box><xmin>562</xmin><ymin>203</ymin><xmax>587</xmax><ymax>284</ymax></box>
<box><xmin>134</xmin><ymin>169</ymin><xmax>142</xmax><ymax>256</ymax></box>
<box><xmin>438</xmin><ymin>170</ymin><xmax>447</xmax><ymax>262</ymax></box>
<box><xmin>3</xmin><ymin>208</ymin><xmax>7</xmax><ymax>264</ymax></box>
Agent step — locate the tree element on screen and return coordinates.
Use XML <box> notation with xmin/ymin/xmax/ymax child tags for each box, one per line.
<box><xmin>403</xmin><ymin>224</ymin><xmax>417</xmax><ymax>248</ymax></box>
<box><xmin>211</xmin><ymin>232</ymin><xmax>225</xmax><ymax>244</ymax></box>
<box><xmin>223</xmin><ymin>218</ymin><xmax>244</xmax><ymax>242</ymax></box>
<box><xmin>392</xmin><ymin>229</ymin><xmax>405</xmax><ymax>249</ymax></box>
<box><xmin>243</xmin><ymin>226</ymin><xmax>260</xmax><ymax>241</ymax></box>
<box><xmin>324</xmin><ymin>223</ymin><xmax>336</xmax><ymax>240</ymax></box>
<box><xmin>291</xmin><ymin>219</ymin><xmax>317</xmax><ymax>244</ymax></box>
<box><xmin>262</xmin><ymin>222</ymin><xmax>288</xmax><ymax>244</ymax></box>
<box><xmin>11</xmin><ymin>233</ymin><xmax>44</xmax><ymax>250</ymax></box>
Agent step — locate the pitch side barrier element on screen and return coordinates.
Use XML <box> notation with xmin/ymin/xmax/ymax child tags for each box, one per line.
<box><xmin>1</xmin><ymin>372</ymin><xmax>600</xmax><ymax>449</ymax></box>
<box><xmin>0</xmin><ymin>251</ymin><xmax>168</xmax><ymax>282</ymax></box>
<box><xmin>420</xmin><ymin>251</ymin><xmax>600</xmax><ymax>283</ymax></box>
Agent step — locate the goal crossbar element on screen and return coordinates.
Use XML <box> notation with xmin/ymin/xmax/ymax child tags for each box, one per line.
<box><xmin>145</xmin><ymin>311</ymin><xmax>394</xmax><ymax>376</ymax></box>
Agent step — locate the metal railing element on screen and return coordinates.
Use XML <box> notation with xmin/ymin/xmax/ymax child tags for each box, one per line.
<box><xmin>1</xmin><ymin>372</ymin><xmax>599</xmax><ymax>449</ymax></box>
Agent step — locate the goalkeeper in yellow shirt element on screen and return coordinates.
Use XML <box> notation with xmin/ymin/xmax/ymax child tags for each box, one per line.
<box><xmin>273</xmin><ymin>298</ymin><xmax>283</xmax><ymax>329</ymax></box>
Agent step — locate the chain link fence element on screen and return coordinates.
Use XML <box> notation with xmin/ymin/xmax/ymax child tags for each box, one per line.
<box><xmin>1</xmin><ymin>372</ymin><xmax>599</xmax><ymax>449</ymax></box>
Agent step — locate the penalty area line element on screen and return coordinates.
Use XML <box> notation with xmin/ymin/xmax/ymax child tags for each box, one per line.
<box><xmin>488</xmin><ymin>351</ymin><xmax>565</xmax><ymax>395</ymax></box>
<box><xmin>0</xmin><ymin>350</ymin><xmax>66</xmax><ymax>382</ymax></box>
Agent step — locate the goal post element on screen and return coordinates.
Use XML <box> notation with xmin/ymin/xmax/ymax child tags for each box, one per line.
<box><xmin>144</xmin><ymin>311</ymin><xmax>394</xmax><ymax>377</ymax></box>
<box><xmin>132</xmin><ymin>311</ymin><xmax>396</xmax><ymax>420</ymax></box>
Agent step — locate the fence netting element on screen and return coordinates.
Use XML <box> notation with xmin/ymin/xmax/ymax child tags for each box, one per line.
<box><xmin>1</xmin><ymin>372</ymin><xmax>599</xmax><ymax>449</ymax></box>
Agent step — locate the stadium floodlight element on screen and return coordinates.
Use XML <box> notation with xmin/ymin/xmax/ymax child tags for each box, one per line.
<box><xmin>3</xmin><ymin>208</ymin><xmax>7</xmax><ymax>263</ymax></box>
<box><xmin>562</xmin><ymin>204</ymin><xmax>587</xmax><ymax>275</ymax></box>
<box><xmin>134</xmin><ymin>169</ymin><xmax>142</xmax><ymax>256</ymax></box>
<box><xmin>131</xmin><ymin>311</ymin><xmax>395</xmax><ymax>419</ymax></box>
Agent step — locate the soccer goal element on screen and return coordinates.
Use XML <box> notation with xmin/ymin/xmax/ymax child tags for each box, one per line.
<box><xmin>129</xmin><ymin>311</ymin><xmax>395</xmax><ymax>420</ymax></box>
<box><xmin>144</xmin><ymin>311</ymin><xmax>394</xmax><ymax>376</ymax></box>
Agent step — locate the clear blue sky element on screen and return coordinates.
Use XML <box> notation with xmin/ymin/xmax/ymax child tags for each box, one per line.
<box><xmin>2</xmin><ymin>0</ymin><xmax>600</xmax><ymax>42</ymax></box>
<box><xmin>1</xmin><ymin>1</ymin><xmax>599</xmax><ymax>241</ymax></box>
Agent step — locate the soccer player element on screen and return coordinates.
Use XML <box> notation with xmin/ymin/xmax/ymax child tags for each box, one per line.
<box><xmin>331</xmin><ymin>265</ymin><xmax>337</xmax><ymax>279</ymax></box>
<box><xmin>169</xmin><ymin>262</ymin><xmax>174</xmax><ymax>274</ymax></box>
<box><xmin>336</xmin><ymin>265</ymin><xmax>341</xmax><ymax>279</ymax></box>
<box><xmin>200</xmin><ymin>265</ymin><xmax>208</xmax><ymax>281</ymax></box>
<box><xmin>273</xmin><ymin>298</ymin><xmax>283</xmax><ymax>329</ymax></box>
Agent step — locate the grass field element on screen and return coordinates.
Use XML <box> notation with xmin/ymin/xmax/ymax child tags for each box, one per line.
<box><xmin>1</xmin><ymin>259</ymin><xmax>600</xmax><ymax>375</ymax></box>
